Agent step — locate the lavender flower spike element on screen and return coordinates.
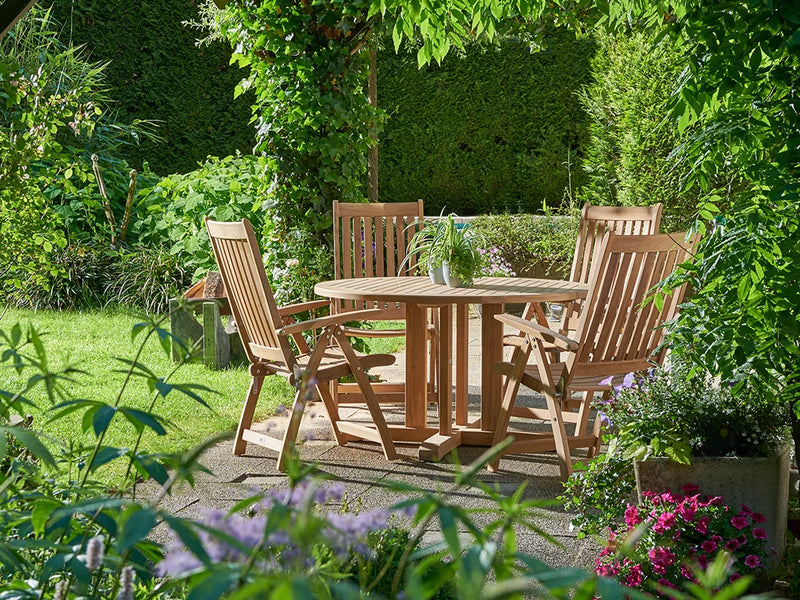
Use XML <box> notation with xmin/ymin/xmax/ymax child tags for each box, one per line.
<box><xmin>117</xmin><ymin>566</ymin><xmax>135</xmax><ymax>600</ymax></box>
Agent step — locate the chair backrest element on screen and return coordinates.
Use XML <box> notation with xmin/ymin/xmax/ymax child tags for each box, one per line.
<box><xmin>571</xmin><ymin>203</ymin><xmax>663</xmax><ymax>285</ymax></box>
<box><xmin>568</xmin><ymin>231</ymin><xmax>696</xmax><ymax>379</ymax></box>
<box><xmin>332</xmin><ymin>200</ymin><xmax>424</xmax><ymax>316</ymax></box>
<box><xmin>205</xmin><ymin>218</ymin><xmax>295</xmax><ymax>368</ymax></box>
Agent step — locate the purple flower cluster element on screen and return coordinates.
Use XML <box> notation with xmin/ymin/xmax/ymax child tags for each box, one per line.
<box><xmin>157</xmin><ymin>480</ymin><xmax>397</xmax><ymax>578</ymax></box>
<box><xmin>477</xmin><ymin>246</ymin><xmax>515</xmax><ymax>277</ymax></box>
<box><xmin>596</xmin><ymin>485</ymin><xmax>772</xmax><ymax>596</ymax></box>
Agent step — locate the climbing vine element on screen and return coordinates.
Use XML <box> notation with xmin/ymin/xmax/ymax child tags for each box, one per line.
<box><xmin>214</xmin><ymin>0</ymin><xmax>384</xmax><ymax>301</ymax></box>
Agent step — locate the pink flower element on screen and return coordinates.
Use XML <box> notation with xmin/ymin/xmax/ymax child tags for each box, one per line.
<box><xmin>701</xmin><ymin>540</ymin><xmax>718</xmax><ymax>553</ymax></box>
<box><xmin>730</xmin><ymin>573</ymin><xmax>742</xmax><ymax>582</ymax></box>
<box><xmin>653</xmin><ymin>512</ymin><xmax>676</xmax><ymax>533</ymax></box>
<box><xmin>725</xmin><ymin>538</ymin><xmax>741</xmax><ymax>551</ymax></box>
<box><xmin>745</xmin><ymin>554</ymin><xmax>761</xmax><ymax>568</ymax></box>
<box><xmin>649</xmin><ymin>547</ymin><xmax>676</xmax><ymax>572</ymax></box>
<box><xmin>696</xmin><ymin>553</ymin><xmax>708</xmax><ymax>569</ymax></box>
<box><xmin>677</xmin><ymin>499</ymin><xmax>697</xmax><ymax>522</ymax></box>
<box><xmin>625</xmin><ymin>505</ymin><xmax>642</xmax><ymax>528</ymax></box>
<box><xmin>752</xmin><ymin>512</ymin><xmax>766</xmax><ymax>524</ymax></box>
<box><xmin>752</xmin><ymin>528</ymin><xmax>768</xmax><ymax>540</ymax></box>
<box><xmin>681</xmin><ymin>483</ymin><xmax>700</xmax><ymax>494</ymax></box>
<box><xmin>625</xmin><ymin>564</ymin><xmax>644</xmax><ymax>587</ymax></box>
<box><xmin>731</xmin><ymin>516</ymin><xmax>749</xmax><ymax>530</ymax></box>
<box><xmin>697</xmin><ymin>516</ymin><xmax>710</xmax><ymax>534</ymax></box>
<box><xmin>680</xmin><ymin>565</ymin><xmax>694</xmax><ymax>580</ymax></box>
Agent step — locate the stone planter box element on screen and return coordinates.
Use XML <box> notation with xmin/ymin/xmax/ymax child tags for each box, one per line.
<box><xmin>634</xmin><ymin>445</ymin><xmax>791</xmax><ymax>562</ymax></box>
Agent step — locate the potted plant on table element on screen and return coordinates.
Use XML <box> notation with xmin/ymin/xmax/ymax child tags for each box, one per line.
<box><xmin>563</xmin><ymin>358</ymin><xmax>792</xmax><ymax>564</ymax></box>
<box><xmin>404</xmin><ymin>213</ymin><xmax>483</xmax><ymax>287</ymax></box>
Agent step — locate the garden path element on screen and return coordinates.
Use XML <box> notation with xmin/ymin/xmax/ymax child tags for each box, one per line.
<box><xmin>136</xmin><ymin>312</ymin><xmax>601</xmax><ymax>569</ymax></box>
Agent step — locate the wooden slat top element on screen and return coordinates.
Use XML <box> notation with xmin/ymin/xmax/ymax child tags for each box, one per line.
<box><xmin>315</xmin><ymin>277</ymin><xmax>588</xmax><ymax>305</ymax></box>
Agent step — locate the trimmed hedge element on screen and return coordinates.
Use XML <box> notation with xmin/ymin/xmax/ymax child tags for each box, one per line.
<box><xmin>377</xmin><ymin>29</ymin><xmax>593</xmax><ymax>215</ymax></box>
<box><xmin>578</xmin><ymin>29</ymin><xmax>698</xmax><ymax>229</ymax></box>
<box><xmin>47</xmin><ymin>0</ymin><xmax>254</xmax><ymax>175</ymax></box>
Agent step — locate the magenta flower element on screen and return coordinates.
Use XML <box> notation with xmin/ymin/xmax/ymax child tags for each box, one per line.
<box><xmin>744</xmin><ymin>554</ymin><xmax>761</xmax><ymax>568</ymax></box>
<box><xmin>752</xmin><ymin>512</ymin><xmax>766</xmax><ymax>524</ymax></box>
<box><xmin>752</xmin><ymin>528</ymin><xmax>768</xmax><ymax>540</ymax></box>
<box><xmin>725</xmin><ymin>538</ymin><xmax>741</xmax><ymax>551</ymax></box>
<box><xmin>681</xmin><ymin>483</ymin><xmax>700</xmax><ymax>494</ymax></box>
<box><xmin>653</xmin><ymin>512</ymin><xmax>675</xmax><ymax>533</ymax></box>
<box><xmin>624</xmin><ymin>505</ymin><xmax>642</xmax><ymax>528</ymax></box>
<box><xmin>625</xmin><ymin>564</ymin><xmax>644</xmax><ymax>587</ymax></box>
<box><xmin>731</xmin><ymin>515</ymin><xmax>749</xmax><ymax>530</ymax></box>
<box><xmin>730</xmin><ymin>573</ymin><xmax>742</xmax><ymax>582</ymax></box>
<box><xmin>701</xmin><ymin>540</ymin><xmax>718</xmax><ymax>553</ymax></box>
<box><xmin>697</xmin><ymin>516</ymin><xmax>710</xmax><ymax>534</ymax></box>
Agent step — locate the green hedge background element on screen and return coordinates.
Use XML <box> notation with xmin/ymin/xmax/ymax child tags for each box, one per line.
<box><xmin>47</xmin><ymin>0</ymin><xmax>255</xmax><ymax>175</ymax></box>
<box><xmin>377</xmin><ymin>30</ymin><xmax>594</xmax><ymax>215</ymax></box>
<box><xmin>44</xmin><ymin>4</ymin><xmax>593</xmax><ymax>213</ymax></box>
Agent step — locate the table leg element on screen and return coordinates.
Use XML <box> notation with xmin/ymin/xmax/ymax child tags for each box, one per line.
<box><xmin>480</xmin><ymin>303</ymin><xmax>503</xmax><ymax>433</ymax></box>
<box><xmin>455</xmin><ymin>304</ymin><xmax>469</xmax><ymax>426</ymax></box>
<box><xmin>405</xmin><ymin>301</ymin><xmax>428</xmax><ymax>429</ymax></box>
<box><xmin>438</xmin><ymin>304</ymin><xmax>452</xmax><ymax>436</ymax></box>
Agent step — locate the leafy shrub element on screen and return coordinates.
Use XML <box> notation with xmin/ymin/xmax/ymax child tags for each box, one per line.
<box><xmin>596</xmin><ymin>488</ymin><xmax>772</xmax><ymax>596</ymax></box>
<box><xmin>598</xmin><ymin>362</ymin><xmax>791</xmax><ymax>464</ymax></box>
<box><xmin>0</xmin><ymin>319</ymin><xmax>641</xmax><ymax>600</ymax></box>
<box><xmin>470</xmin><ymin>213</ymin><xmax>578</xmax><ymax>278</ymax></box>
<box><xmin>378</xmin><ymin>29</ymin><xmax>592</xmax><ymax>215</ymax></box>
<box><xmin>3</xmin><ymin>243</ymin><xmax>191</xmax><ymax>313</ymax></box>
<box><xmin>578</xmin><ymin>29</ymin><xmax>699</xmax><ymax>229</ymax></box>
<box><xmin>560</xmin><ymin>453</ymin><xmax>636</xmax><ymax>538</ymax></box>
<box><xmin>135</xmin><ymin>154</ymin><xmax>267</xmax><ymax>282</ymax></box>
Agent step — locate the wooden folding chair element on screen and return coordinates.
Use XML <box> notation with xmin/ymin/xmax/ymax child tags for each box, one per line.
<box><xmin>490</xmin><ymin>231</ymin><xmax>696</xmax><ymax>480</ymax></box>
<box><xmin>206</xmin><ymin>218</ymin><xmax>397</xmax><ymax>471</ymax></box>
<box><xmin>512</xmin><ymin>203</ymin><xmax>663</xmax><ymax>338</ymax></box>
<box><xmin>332</xmin><ymin>200</ymin><xmax>437</xmax><ymax>405</ymax></box>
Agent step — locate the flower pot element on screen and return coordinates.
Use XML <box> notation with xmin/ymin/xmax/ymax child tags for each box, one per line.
<box><xmin>428</xmin><ymin>264</ymin><xmax>445</xmax><ymax>285</ymax></box>
<box><xmin>442</xmin><ymin>261</ymin><xmax>467</xmax><ymax>288</ymax></box>
<box><xmin>634</xmin><ymin>445</ymin><xmax>791</xmax><ymax>563</ymax></box>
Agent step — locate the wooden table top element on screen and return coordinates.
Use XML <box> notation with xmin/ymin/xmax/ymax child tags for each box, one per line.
<box><xmin>315</xmin><ymin>276</ymin><xmax>588</xmax><ymax>305</ymax></box>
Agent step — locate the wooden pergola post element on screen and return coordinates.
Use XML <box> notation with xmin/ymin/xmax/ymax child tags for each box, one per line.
<box><xmin>0</xmin><ymin>0</ymin><xmax>38</xmax><ymax>40</ymax></box>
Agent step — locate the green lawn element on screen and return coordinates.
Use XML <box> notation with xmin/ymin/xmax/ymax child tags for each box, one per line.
<box><xmin>0</xmin><ymin>307</ymin><xmax>294</xmax><ymax>471</ymax></box>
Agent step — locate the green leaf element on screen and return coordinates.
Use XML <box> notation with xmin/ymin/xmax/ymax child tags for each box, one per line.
<box><xmin>32</xmin><ymin>499</ymin><xmax>62</xmax><ymax>535</ymax></box>
<box><xmin>92</xmin><ymin>405</ymin><xmax>117</xmax><ymax>436</ymax></box>
<box><xmin>120</xmin><ymin>408</ymin><xmax>167</xmax><ymax>435</ymax></box>
<box><xmin>1</xmin><ymin>426</ymin><xmax>55</xmax><ymax>466</ymax></box>
<box><xmin>116</xmin><ymin>506</ymin><xmax>158</xmax><ymax>552</ymax></box>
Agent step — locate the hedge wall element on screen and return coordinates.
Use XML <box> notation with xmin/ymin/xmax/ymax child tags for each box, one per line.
<box><xmin>47</xmin><ymin>0</ymin><xmax>254</xmax><ymax>175</ymax></box>
<box><xmin>377</xmin><ymin>29</ymin><xmax>594</xmax><ymax>215</ymax></box>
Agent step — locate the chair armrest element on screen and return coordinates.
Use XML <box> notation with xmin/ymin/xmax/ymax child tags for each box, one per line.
<box><xmin>494</xmin><ymin>313</ymin><xmax>578</xmax><ymax>352</ymax></box>
<box><xmin>277</xmin><ymin>299</ymin><xmax>331</xmax><ymax>317</ymax></box>
<box><xmin>277</xmin><ymin>309</ymin><xmax>385</xmax><ymax>336</ymax></box>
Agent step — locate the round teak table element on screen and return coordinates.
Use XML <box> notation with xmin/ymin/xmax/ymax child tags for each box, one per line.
<box><xmin>314</xmin><ymin>276</ymin><xmax>589</xmax><ymax>459</ymax></box>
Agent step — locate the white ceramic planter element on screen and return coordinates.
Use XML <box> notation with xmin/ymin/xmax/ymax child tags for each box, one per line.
<box><xmin>428</xmin><ymin>264</ymin><xmax>445</xmax><ymax>285</ymax></box>
<box><xmin>442</xmin><ymin>261</ymin><xmax>465</xmax><ymax>288</ymax></box>
<box><xmin>634</xmin><ymin>445</ymin><xmax>791</xmax><ymax>563</ymax></box>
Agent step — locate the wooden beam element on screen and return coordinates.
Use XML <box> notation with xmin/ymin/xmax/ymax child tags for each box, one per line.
<box><xmin>0</xmin><ymin>0</ymin><xmax>38</xmax><ymax>40</ymax></box>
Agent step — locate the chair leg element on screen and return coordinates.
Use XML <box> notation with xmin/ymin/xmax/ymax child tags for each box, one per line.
<box><xmin>332</xmin><ymin>327</ymin><xmax>397</xmax><ymax>460</ymax></box>
<box><xmin>587</xmin><ymin>389</ymin><xmax>610</xmax><ymax>459</ymax></box>
<box><xmin>315</xmin><ymin>380</ymin><xmax>348</xmax><ymax>447</ymax></box>
<box><xmin>575</xmin><ymin>390</ymin><xmax>594</xmax><ymax>438</ymax></box>
<box><xmin>277</xmin><ymin>385</ymin><xmax>308</xmax><ymax>472</ymax></box>
<box><xmin>488</xmin><ymin>340</ymin><xmax>531</xmax><ymax>472</ymax></box>
<box><xmin>543</xmin><ymin>391</ymin><xmax>573</xmax><ymax>481</ymax></box>
<box><xmin>234</xmin><ymin>364</ymin><xmax>266</xmax><ymax>456</ymax></box>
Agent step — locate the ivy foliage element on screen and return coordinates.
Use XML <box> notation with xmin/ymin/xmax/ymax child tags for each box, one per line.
<box><xmin>215</xmin><ymin>0</ymin><xmax>383</xmax><ymax>302</ymax></box>
<box><xmin>47</xmin><ymin>0</ymin><xmax>255</xmax><ymax>175</ymax></box>
<box><xmin>378</xmin><ymin>30</ymin><xmax>592</xmax><ymax>214</ymax></box>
